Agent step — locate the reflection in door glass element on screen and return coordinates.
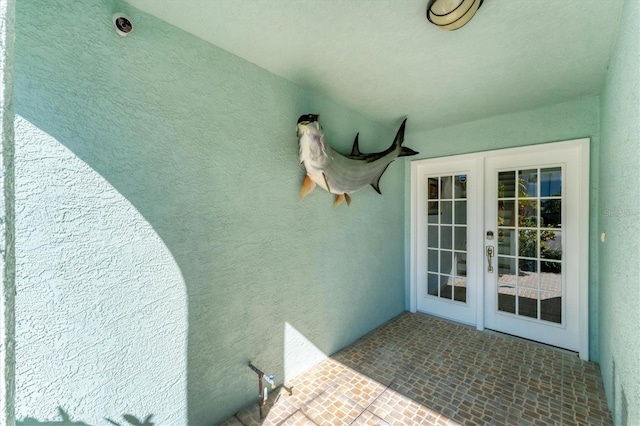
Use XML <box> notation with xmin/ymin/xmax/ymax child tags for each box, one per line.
<box><xmin>541</xmin><ymin>200</ymin><xmax>562</xmax><ymax>227</ymax></box>
<box><xmin>496</xmin><ymin>167</ymin><xmax>563</xmax><ymax>324</ymax></box>
<box><xmin>498</xmin><ymin>200</ymin><xmax>515</xmax><ymax>227</ymax></box>
<box><xmin>497</xmin><ymin>256</ymin><xmax>516</xmax><ymax>314</ymax></box>
<box><xmin>498</xmin><ymin>229</ymin><xmax>516</xmax><ymax>256</ymax></box>
<box><xmin>441</xmin><ymin>226</ymin><xmax>452</xmax><ymax>250</ymax></box>
<box><xmin>518</xmin><ymin>169</ymin><xmax>538</xmax><ymax>197</ymax></box>
<box><xmin>540</xmin><ymin>167</ymin><xmax>562</xmax><ymax>196</ymax></box>
<box><xmin>425</xmin><ymin>175</ymin><xmax>467</xmax><ymax>304</ymax></box>
<box><xmin>440</xmin><ymin>176</ymin><xmax>453</xmax><ymax>199</ymax></box>
<box><xmin>498</xmin><ymin>171</ymin><xmax>516</xmax><ymax>198</ymax></box>
<box><xmin>454</xmin><ymin>175</ymin><xmax>467</xmax><ymax>199</ymax></box>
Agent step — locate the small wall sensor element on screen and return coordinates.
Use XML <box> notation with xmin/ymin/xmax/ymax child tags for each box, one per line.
<box><xmin>113</xmin><ymin>13</ymin><xmax>133</xmax><ymax>36</ymax></box>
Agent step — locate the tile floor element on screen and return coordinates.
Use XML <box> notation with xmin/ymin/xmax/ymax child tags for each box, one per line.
<box><xmin>220</xmin><ymin>312</ymin><xmax>612</xmax><ymax>425</ymax></box>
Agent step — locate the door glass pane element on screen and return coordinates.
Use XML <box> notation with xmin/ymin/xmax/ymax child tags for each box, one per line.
<box><xmin>541</xmin><ymin>230</ymin><xmax>562</xmax><ymax>260</ymax></box>
<box><xmin>540</xmin><ymin>167</ymin><xmax>562</xmax><ymax>196</ymax></box>
<box><xmin>428</xmin><ymin>250</ymin><xmax>438</xmax><ymax>272</ymax></box>
<box><xmin>428</xmin><ymin>273</ymin><xmax>438</xmax><ymax>296</ymax></box>
<box><xmin>518</xmin><ymin>259</ymin><xmax>538</xmax><ymax>289</ymax></box>
<box><xmin>454</xmin><ymin>226</ymin><xmax>466</xmax><ymax>251</ymax></box>
<box><xmin>440</xmin><ymin>275</ymin><xmax>453</xmax><ymax>300</ymax></box>
<box><xmin>518</xmin><ymin>169</ymin><xmax>538</xmax><ymax>197</ymax></box>
<box><xmin>428</xmin><ymin>225</ymin><xmax>438</xmax><ymax>247</ymax></box>
<box><xmin>441</xmin><ymin>226</ymin><xmax>452</xmax><ymax>250</ymax></box>
<box><xmin>454</xmin><ymin>175</ymin><xmax>467</xmax><ymax>199</ymax></box>
<box><xmin>497</xmin><ymin>257</ymin><xmax>516</xmax><ymax>313</ymax></box>
<box><xmin>518</xmin><ymin>201</ymin><xmax>537</xmax><ymax>227</ymax></box>
<box><xmin>498</xmin><ymin>171</ymin><xmax>516</xmax><ymax>198</ymax></box>
<box><xmin>428</xmin><ymin>178</ymin><xmax>439</xmax><ymax>199</ymax></box>
<box><xmin>498</xmin><ymin>229</ymin><xmax>516</xmax><ymax>256</ymax></box>
<box><xmin>518</xmin><ymin>287</ymin><xmax>538</xmax><ymax>319</ymax></box>
<box><xmin>454</xmin><ymin>201</ymin><xmax>467</xmax><ymax>224</ymax></box>
<box><xmin>427</xmin><ymin>202</ymin><xmax>438</xmax><ymax>223</ymax></box>
<box><xmin>540</xmin><ymin>291</ymin><xmax>562</xmax><ymax>323</ymax></box>
<box><xmin>495</xmin><ymin>167</ymin><xmax>564</xmax><ymax>324</ymax></box>
<box><xmin>541</xmin><ymin>200</ymin><xmax>561</xmax><ymax>228</ymax></box>
<box><xmin>425</xmin><ymin>174</ymin><xmax>468</xmax><ymax>304</ymax></box>
<box><xmin>519</xmin><ymin>230</ymin><xmax>538</xmax><ymax>258</ymax></box>
<box><xmin>455</xmin><ymin>252</ymin><xmax>467</xmax><ymax>276</ymax></box>
<box><xmin>440</xmin><ymin>176</ymin><xmax>453</xmax><ymax>199</ymax></box>
<box><xmin>440</xmin><ymin>250</ymin><xmax>453</xmax><ymax>274</ymax></box>
<box><xmin>441</xmin><ymin>201</ymin><xmax>453</xmax><ymax>224</ymax></box>
<box><xmin>454</xmin><ymin>277</ymin><xmax>467</xmax><ymax>302</ymax></box>
<box><xmin>498</xmin><ymin>200</ymin><xmax>515</xmax><ymax>226</ymax></box>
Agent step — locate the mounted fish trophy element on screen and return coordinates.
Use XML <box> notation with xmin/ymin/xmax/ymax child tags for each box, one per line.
<box><xmin>297</xmin><ymin>114</ymin><xmax>419</xmax><ymax>206</ymax></box>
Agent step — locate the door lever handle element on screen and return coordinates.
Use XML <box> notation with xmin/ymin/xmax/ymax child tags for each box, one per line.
<box><xmin>486</xmin><ymin>246</ymin><xmax>494</xmax><ymax>273</ymax></box>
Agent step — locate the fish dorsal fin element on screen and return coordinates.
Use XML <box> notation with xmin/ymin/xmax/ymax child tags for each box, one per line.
<box><xmin>370</xmin><ymin>163</ymin><xmax>392</xmax><ymax>195</ymax></box>
<box><xmin>350</xmin><ymin>133</ymin><xmax>361</xmax><ymax>156</ymax></box>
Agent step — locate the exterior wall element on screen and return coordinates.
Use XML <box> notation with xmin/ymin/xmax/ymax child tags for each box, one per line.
<box><xmin>0</xmin><ymin>0</ymin><xmax>16</xmax><ymax>424</ymax></box>
<box><xmin>404</xmin><ymin>97</ymin><xmax>602</xmax><ymax>360</ymax></box>
<box><xmin>13</xmin><ymin>1</ymin><xmax>406</xmax><ymax>425</ymax></box>
<box><xmin>598</xmin><ymin>0</ymin><xmax>640</xmax><ymax>424</ymax></box>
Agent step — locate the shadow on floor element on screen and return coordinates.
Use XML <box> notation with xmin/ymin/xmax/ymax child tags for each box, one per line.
<box><xmin>221</xmin><ymin>311</ymin><xmax>612</xmax><ymax>426</ymax></box>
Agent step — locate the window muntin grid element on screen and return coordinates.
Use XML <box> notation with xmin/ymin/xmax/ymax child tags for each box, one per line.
<box><xmin>426</xmin><ymin>175</ymin><xmax>468</xmax><ymax>304</ymax></box>
<box><xmin>496</xmin><ymin>167</ymin><xmax>563</xmax><ymax>324</ymax></box>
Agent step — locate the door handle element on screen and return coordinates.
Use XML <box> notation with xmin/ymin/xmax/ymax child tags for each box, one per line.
<box><xmin>486</xmin><ymin>246</ymin><xmax>494</xmax><ymax>273</ymax></box>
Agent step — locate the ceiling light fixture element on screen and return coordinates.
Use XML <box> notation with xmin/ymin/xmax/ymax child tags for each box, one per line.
<box><xmin>427</xmin><ymin>0</ymin><xmax>484</xmax><ymax>30</ymax></box>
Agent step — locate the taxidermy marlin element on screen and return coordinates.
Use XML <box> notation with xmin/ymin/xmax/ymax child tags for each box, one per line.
<box><xmin>297</xmin><ymin>114</ymin><xmax>418</xmax><ymax>206</ymax></box>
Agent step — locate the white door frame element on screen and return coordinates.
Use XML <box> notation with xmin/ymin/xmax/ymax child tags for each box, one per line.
<box><xmin>410</xmin><ymin>138</ymin><xmax>590</xmax><ymax>360</ymax></box>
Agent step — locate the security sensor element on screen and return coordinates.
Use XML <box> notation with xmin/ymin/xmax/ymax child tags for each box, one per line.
<box><xmin>113</xmin><ymin>13</ymin><xmax>133</xmax><ymax>36</ymax></box>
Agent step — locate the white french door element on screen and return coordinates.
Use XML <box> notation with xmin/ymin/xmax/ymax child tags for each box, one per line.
<box><xmin>412</xmin><ymin>156</ymin><xmax>482</xmax><ymax>326</ymax></box>
<box><xmin>411</xmin><ymin>139</ymin><xmax>589</xmax><ymax>359</ymax></box>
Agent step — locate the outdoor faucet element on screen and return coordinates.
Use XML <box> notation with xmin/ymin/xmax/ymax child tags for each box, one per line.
<box><xmin>249</xmin><ymin>362</ymin><xmax>276</xmax><ymax>418</ymax></box>
<box><xmin>263</xmin><ymin>373</ymin><xmax>275</xmax><ymax>389</ymax></box>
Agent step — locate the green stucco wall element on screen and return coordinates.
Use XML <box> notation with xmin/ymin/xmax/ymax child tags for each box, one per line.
<box><xmin>404</xmin><ymin>96</ymin><xmax>602</xmax><ymax>360</ymax></box>
<box><xmin>13</xmin><ymin>1</ymin><xmax>406</xmax><ymax>424</ymax></box>
<box><xmin>0</xmin><ymin>0</ymin><xmax>16</xmax><ymax>424</ymax></box>
<box><xmin>598</xmin><ymin>0</ymin><xmax>640</xmax><ymax>424</ymax></box>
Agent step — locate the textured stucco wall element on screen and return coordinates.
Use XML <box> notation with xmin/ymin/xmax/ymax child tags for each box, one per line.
<box><xmin>403</xmin><ymin>96</ymin><xmax>602</xmax><ymax>360</ymax></box>
<box><xmin>598</xmin><ymin>0</ymin><xmax>640</xmax><ymax>423</ymax></box>
<box><xmin>14</xmin><ymin>0</ymin><xmax>407</xmax><ymax>424</ymax></box>
<box><xmin>1</xmin><ymin>0</ymin><xmax>16</xmax><ymax>424</ymax></box>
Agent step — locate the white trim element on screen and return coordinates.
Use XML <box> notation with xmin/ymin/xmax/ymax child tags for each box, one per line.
<box><xmin>578</xmin><ymin>140</ymin><xmax>590</xmax><ymax>360</ymax></box>
<box><xmin>410</xmin><ymin>162</ymin><xmax>418</xmax><ymax>314</ymax></box>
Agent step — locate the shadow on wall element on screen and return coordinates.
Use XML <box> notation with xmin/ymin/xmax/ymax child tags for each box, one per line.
<box><xmin>14</xmin><ymin>117</ymin><xmax>188</xmax><ymax>423</ymax></box>
<box><xmin>15</xmin><ymin>1</ymin><xmax>407</xmax><ymax>424</ymax></box>
<box><xmin>17</xmin><ymin>407</ymin><xmax>154</xmax><ymax>426</ymax></box>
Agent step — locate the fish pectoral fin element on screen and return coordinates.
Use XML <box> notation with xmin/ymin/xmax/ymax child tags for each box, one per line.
<box><xmin>300</xmin><ymin>175</ymin><xmax>316</xmax><ymax>201</ymax></box>
<box><xmin>345</xmin><ymin>193</ymin><xmax>351</xmax><ymax>206</ymax></box>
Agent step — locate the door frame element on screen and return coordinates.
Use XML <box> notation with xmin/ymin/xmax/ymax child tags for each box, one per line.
<box><xmin>409</xmin><ymin>138</ymin><xmax>590</xmax><ymax>360</ymax></box>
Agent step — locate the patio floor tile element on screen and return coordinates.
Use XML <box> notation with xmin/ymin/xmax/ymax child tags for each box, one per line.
<box><xmin>221</xmin><ymin>312</ymin><xmax>612</xmax><ymax>426</ymax></box>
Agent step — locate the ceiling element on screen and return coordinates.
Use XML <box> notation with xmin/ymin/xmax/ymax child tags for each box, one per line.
<box><xmin>124</xmin><ymin>0</ymin><xmax>624</xmax><ymax>133</ymax></box>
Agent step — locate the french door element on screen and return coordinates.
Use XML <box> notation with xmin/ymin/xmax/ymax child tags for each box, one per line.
<box><xmin>411</xmin><ymin>139</ymin><xmax>589</xmax><ymax>359</ymax></box>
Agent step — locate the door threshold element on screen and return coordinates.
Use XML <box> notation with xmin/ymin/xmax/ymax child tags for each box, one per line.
<box><xmin>484</xmin><ymin>328</ymin><xmax>579</xmax><ymax>356</ymax></box>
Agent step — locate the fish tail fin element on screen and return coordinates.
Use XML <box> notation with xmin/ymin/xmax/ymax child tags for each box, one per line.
<box><xmin>392</xmin><ymin>118</ymin><xmax>419</xmax><ymax>157</ymax></box>
<box><xmin>392</xmin><ymin>118</ymin><xmax>407</xmax><ymax>149</ymax></box>
<box><xmin>400</xmin><ymin>146</ymin><xmax>419</xmax><ymax>157</ymax></box>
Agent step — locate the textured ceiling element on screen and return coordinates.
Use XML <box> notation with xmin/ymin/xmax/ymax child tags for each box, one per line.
<box><xmin>124</xmin><ymin>0</ymin><xmax>624</xmax><ymax>133</ymax></box>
